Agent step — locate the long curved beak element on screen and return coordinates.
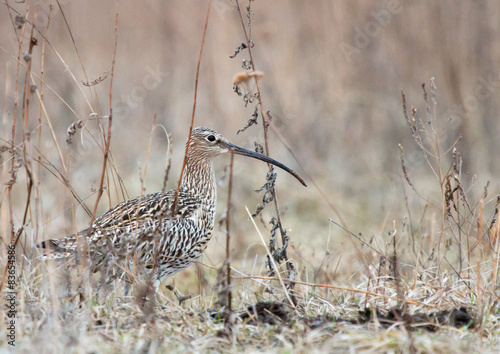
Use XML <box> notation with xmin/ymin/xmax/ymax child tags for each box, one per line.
<box><xmin>225</xmin><ymin>142</ymin><xmax>307</xmax><ymax>187</ymax></box>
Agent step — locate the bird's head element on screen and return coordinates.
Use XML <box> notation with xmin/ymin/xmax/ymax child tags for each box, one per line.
<box><xmin>187</xmin><ymin>127</ymin><xmax>306</xmax><ymax>186</ymax></box>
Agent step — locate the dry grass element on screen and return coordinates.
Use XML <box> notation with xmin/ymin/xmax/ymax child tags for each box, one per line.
<box><xmin>1</xmin><ymin>1</ymin><xmax>500</xmax><ymax>353</ymax></box>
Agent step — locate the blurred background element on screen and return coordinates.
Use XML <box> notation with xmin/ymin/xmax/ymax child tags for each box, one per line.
<box><xmin>1</xmin><ymin>1</ymin><xmax>499</xmax><ymax>289</ymax></box>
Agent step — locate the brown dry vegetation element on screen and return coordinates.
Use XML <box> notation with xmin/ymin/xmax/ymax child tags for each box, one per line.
<box><xmin>1</xmin><ymin>0</ymin><xmax>500</xmax><ymax>353</ymax></box>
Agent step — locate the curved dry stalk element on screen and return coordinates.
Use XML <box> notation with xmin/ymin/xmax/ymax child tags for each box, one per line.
<box><xmin>225</xmin><ymin>151</ymin><xmax>235</xmax><ymax>311</ymax></box>
<box><xmin>175</xmin><ymin>0</ymin><xmax>211</xmax><ymax>213</ymax></box>
<box><xmin>234</xmin><ymin>0</ymin><xmax>303</xmax><ymax>293</ymax></box>
<box><xmin>91</xmin><ymin>4</ymin><xmax>119</xmax><ymax>222</ymax></box>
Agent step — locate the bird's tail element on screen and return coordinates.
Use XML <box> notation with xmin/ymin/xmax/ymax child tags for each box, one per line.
<box><xmin>36</xmin><ymin>237</ymin><xmax>74</xmax><ymax>260</ymax></box>
<box><xmin>36</xmin><ymin>227</ymin><xmax>92</xmax><ymax>260</ymax></box>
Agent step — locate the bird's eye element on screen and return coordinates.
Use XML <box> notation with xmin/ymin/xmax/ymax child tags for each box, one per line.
<box><xmin>206</xmin><ymin>135</ymin><xmax>216</xmax><ymax>142</ymax></box>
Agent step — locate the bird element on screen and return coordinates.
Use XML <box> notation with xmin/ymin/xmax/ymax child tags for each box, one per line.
<box><xmin>37</xmin><ymin>127</ymin><xmax>306</xmax><ymax>291</ymax></box>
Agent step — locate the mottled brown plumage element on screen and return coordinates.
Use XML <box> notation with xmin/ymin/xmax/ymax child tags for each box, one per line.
<box><xmin>38</xmin><ymin>127</ymin><xmax>306</xmax><ymax>290</ymax></box>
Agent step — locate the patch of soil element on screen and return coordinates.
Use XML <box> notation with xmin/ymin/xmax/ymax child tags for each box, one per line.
<box><xmin>240</xmin><ymin>302</ymin><xmax>289</xmax><ymax>325</ymax></box>
<box><xmin>210</xmin><ymin>302</ymin><xmax>474</xmax><ymax>332</ymax></box>
<box><xmin>209</xmin><ymin>301</ymin><xmax>289</xmax><ymax>325</ymax></box>
<box><xmin>357</xmin><ymin>306</ymin><xmax>474</xmax><ymax>331</ymax></box>
<box><xmin>211</xmin><ymin>301</ymin><xmax>289</xmax><ymax>338</ymax></box>
<box><xmin>304</xmin><ymin>307</ymin><xmax>474</xmax><ymax>332</ymax></box>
